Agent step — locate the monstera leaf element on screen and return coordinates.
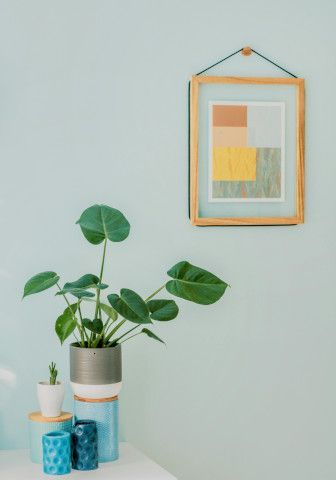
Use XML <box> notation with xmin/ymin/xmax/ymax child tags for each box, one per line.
<box><xmin>62</xmin><ymin>274</ymin><xmax>108</xmax><ymax>290</ymax></box>
<box><xmin>76</xmin><ymin>204</ymin><xmax>130</xmax><ymax>244</ymax></box>
<box><xmin>166</xmin><ymin>261</ymin><xmax>228</xmax><ymax>305</ymax></box>
<box><xmin>107</xmin><ymin>289</ymin><xmax>151</xmax><ymax>324</ymax></box>
<box><xmin>55</xmin><ymin>305</ymin><xmax>77</xmax><ymax>344</ymax></box>
<box><xmin>82</xmin><ymin>318</ymin><xmax>104</xmax><ymax>334</ymax></box>
<box><xmin>147</xmin><ymin>299</ymin><xmax>179</xmax><ymax>321</ymax></box>
<box><xmin>100</xmin><ymin>303</ymin><xmax>118</xmax><ymax>321</ymax></box>
<box><xmin>56</xmin><ymin>288</ymin><xmax>95</xmax><ymax>299</ymax></box>
<box><xmin>56</xmin><ymin>274</ymin><xmax>108</xmax><ymax>299</ymax></box>
<box><xmin>23</xmin><ymin>271</ymin><xmax>60</xmax><ymax>298</ymax></box>
<box><xmin>141</xmin><ymin>328</ymin><xmax>165</xmax><ymax>344</ymax></box>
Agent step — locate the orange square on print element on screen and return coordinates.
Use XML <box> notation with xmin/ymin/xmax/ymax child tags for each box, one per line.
<box><xmin>212</xmin><ymin>105</ymin><xmax>247</xmax><ymax>127</ymax></box>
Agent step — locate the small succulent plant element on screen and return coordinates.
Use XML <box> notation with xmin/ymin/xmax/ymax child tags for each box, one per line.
<box><xmin>49</xmin><ymin>362</ymin><xmax>58</xmax><ymax>385</ymax></box>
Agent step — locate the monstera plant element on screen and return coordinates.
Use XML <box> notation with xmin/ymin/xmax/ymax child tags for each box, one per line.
<box><xmin>23</xmin><ymin>204</ymin><xmax>228</xmax><ymax>348</ymax></box>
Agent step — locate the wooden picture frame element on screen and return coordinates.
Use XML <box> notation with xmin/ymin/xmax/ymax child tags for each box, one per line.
<box><xmin>189</xmin><ymin>76</ymin><xmax>305</xmax><ymax>226</ymax></box>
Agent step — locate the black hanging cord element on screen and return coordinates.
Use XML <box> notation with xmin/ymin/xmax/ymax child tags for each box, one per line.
<box><xmin>195</xmin><ymin>46</ymin><xmax>298</xmax><ymax>78</ymax></box>
<box><xmin>196</xmin><ymin>48</ymin><xmax>243</xmax><ymax>76</ymax></box>
<box><xmin>251</xmin><ymin>48</ymin><xmax>297</xmax><ymax>78</ymax></box>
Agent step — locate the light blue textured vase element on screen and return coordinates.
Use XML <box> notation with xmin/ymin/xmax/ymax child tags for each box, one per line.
<box><xmin>28</xmin><ymin>412</ymin><xmax>72</xmax><ymax>464</ymax></box>
<box><xmin>74</xmin><ymin>397</ymin><xmax>119</xmax><ymax>462</ymax></box>
<box><xmin>42</xmin><ymin>431</ymin><xmax>71</xmax><ymax>475</ymax></box>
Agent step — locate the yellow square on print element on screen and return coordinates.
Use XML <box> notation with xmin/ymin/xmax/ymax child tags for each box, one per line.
<box><xmin>212</xmin><ymin>147</ymin><xmax>257</xmax><ymax>181</ymax></box>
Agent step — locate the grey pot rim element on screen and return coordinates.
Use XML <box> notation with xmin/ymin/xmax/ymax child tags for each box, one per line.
<box><xmin>70</xmin><ymin>342</ymin><xmax>121</xmax><ymax>350</ymax></box>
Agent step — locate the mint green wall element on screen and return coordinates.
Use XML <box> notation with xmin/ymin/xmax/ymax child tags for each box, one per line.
<box><xmin>0</xmin><ymin>1</ymin><xmax>335</xmax><ymax>479</ymax></box>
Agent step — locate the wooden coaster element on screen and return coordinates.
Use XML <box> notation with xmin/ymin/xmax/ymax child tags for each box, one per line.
<box><xmin>74</xmin><ymin>395</ymin><xmax>118</xmax><ymax>403</ymax></box>
<box><xmin>28</xmin><ymin>411</ymin><xmax>72</xmax><ymax>423</ymax></box>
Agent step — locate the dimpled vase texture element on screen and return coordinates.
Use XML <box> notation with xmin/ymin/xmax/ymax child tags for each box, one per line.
<box><xmin>42</xmin><ymin>431</ymin><xmax>71</xmax><ymax>475</ymax></box>
<box><xmin>74</xmin><ymin>397</ymin><xmax>119</xmax><ymax>462</ymax></box>
<box><xmin>28</xmin><ymin>412</ymin><xmax>72</xmax><ymax>464</ymax></box>
<box><xmin>71</xmin><ymin>420</ymin><xmax>98</xmax><ymax>471</ymax></box>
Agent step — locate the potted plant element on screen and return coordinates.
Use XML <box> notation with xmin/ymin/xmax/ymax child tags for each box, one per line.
<box><xmin>37</xmin><ymin>362</ymin><xmax>65</xmax><ymax>417</ymax></box>
<box><xmin>23</xmin><ymin>204</ymin><xmax>229</xmax><ymax>399</ymax></box>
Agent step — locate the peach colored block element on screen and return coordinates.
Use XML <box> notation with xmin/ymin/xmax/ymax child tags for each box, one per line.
<box><xmin>213</xmin><ymin>127</ymin><xmax>247</xmax><ymax>147</ymax></box>
<box><xmin>212</xmin><ymin>105</ymin><xmax>247</xmax><ymax>127</ymax></box>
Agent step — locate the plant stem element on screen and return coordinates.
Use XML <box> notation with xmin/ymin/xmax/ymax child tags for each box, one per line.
<box><xmin>73</xmin><ymin>332</ymin><xmax>80</xmax><ymax>343</ymax></box>
<box><xmin>94</xmin><ymin>238</ymin><xmax>107</xmax><ymax>319</ymax></box>
<box><xmin>145</xmin><ymin>284</ymin><xmax>166</xmax><ymax>302</ymax></box>
<box><xmin>119</xmin><ymin>332</ymin><xmax>142</xmax><ymax>344</ymax></box>
<box><xmin>104</xmin><ymin>319</ymin><xmax>126</xmax><ymax>343</ymax></box>
<box><xmin>56</xmin><ymin>283</ymin><xmax>84</xmax><ymax>347</ymax></box>
<box><xmin>57</xmin><ymin>283</ymin><xmax>73</xmax><ymax>311</ymax></box>
<box><xmin>111</xmin><ymin>324</ymin><xmax>138</xmax><ymax>344</ymax></box>
<box><xmin>78</xmin><ymin>302</ymin><xmax>89</xmax><ymax>344</ymax></box>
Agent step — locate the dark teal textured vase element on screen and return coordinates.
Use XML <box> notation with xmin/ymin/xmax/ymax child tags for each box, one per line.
<box><xmin>42</xmin><ymin>431</ymin><xmax>71</xmax><ymax>475</ymax></box>
<box><xmin>71</xmin><ymin>420</ymin><xmax>98</xmax><ymax>471</ymax></box>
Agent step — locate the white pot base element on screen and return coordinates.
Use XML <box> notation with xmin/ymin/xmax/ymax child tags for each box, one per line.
<box><xmin>70</xmin><ymin>381</ymin><xmax>122</xmax><ymax>399</ymax></box>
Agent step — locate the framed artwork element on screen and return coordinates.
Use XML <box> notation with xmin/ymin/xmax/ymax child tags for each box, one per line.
<box><xmin>189</xmin><ymin>76</ymin><xmax>305</xmax><ymax>226</ymax></box>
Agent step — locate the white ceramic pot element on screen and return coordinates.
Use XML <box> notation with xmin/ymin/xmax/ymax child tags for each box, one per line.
<box><xmin>37</xmin><ymin>381</ymin><xmax>65</xmax><ymax>417</ymax></box>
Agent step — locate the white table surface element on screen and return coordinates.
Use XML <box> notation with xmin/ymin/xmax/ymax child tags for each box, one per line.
<box><xmin>0</xmin><ymin>442</ymin><xmax>177</xmax><ymax>479</ymax></box>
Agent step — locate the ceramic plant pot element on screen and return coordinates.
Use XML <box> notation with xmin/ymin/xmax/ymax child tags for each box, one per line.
<box><xmin>37</xmin><ymin>382</ymin><xmax>65</xmax><ymax>418</ymax></box>
<box><xmin>70</xmin><ymin>343</ymin><xmax>122</xmax><ymax>399</ymax></box>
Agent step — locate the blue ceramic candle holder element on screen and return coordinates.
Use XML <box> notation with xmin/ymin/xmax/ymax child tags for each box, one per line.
<box><xmin>71</xmin><ymin>419</ymin><xmax>98</xmax><ymax>471</ymax></box>
<box><xmin>42</xmin><ymin>430</ymin><xmax>71</xmax><ymax>475</ymax></box>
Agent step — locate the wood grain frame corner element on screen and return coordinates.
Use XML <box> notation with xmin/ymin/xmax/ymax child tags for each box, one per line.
<box><xmin>189</xmin><ymin>76</ymin><xmax>305</xmax><ymax>226</ymax></box>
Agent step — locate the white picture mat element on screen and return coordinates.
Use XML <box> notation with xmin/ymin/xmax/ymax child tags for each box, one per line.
<box><xmin>208</xmin><ymin>101</ymin><xmax>285</xmax><ymax>203</ymax></box>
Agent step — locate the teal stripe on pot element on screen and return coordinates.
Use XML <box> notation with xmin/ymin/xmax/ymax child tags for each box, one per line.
<box><xmin>74</xmin><ymin>397</ymin><xmax>119</xmax><ymax>462</ymax></box>
<box><xmin>28</xmin><ymin>412</ymin><xmax>72</xmax><ymax>464</ymax></box>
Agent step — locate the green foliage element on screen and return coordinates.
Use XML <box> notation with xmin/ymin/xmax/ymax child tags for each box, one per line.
<box><xmin>55</xmin><ymin>306</ymin><xmax>77</xmax><ymax>344</ymax></box>
<box><xmin>82</xmin><ymin>318</ymin><xmax>104</xmax><ymax>334</ymax></box>
<box><xmin>76</xmin><ymin>204</ymin><xmax>130</xmax><ymax>244</ymax></box>
<box><xmin>23</xmin><ymin>272</ymin><xmax>60</xmax><ymax>298</ymax></box>
<box><xmin>23</xmin><ymin>205</ymin><xmax>229</xmax><ymax>348</ymax></box>
<box><xmin>166</xmin><ymin>261</ymin><xmax>228</xmax><ymax>305</ymax></box>
<box><xmin>141</xmin><ymin>328</ymin><xmax>165</xmax><ymax>344</ymax></box>
<box><xmin>56</xmin><ymin>288</ymin><xmax>95</xmax><ymax>299</ymax></box>
<box><xmin>107</xmin><ymin>289</ymin><xmax>151</xmax><ymax>324</ymax></box>
<box><xmin>100</xmin><ymin>303</ymin><xmax>118</xmax><ymax>321</ymax></box>
<box><xmin>62</xmin><ymin>274</ymin><xmax>108</xmax><ymax>291</ymax></box>
<box><xmin>49</xmin><ymin>362</ymin><xmax>58</xmax><ymax>385</ymax></box>
<box><xmin>147</xmin><ymin>299</ymin><xmax>179</xmax><ymax>321</ymax></box>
